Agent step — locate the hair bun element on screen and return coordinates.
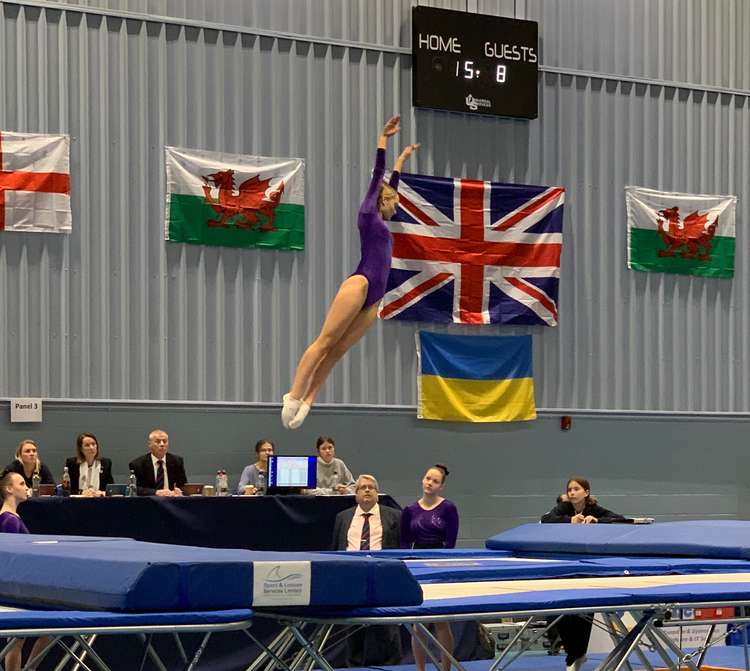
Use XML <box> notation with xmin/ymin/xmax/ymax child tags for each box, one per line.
<box><xmin>434</xmin><ymin>463</ymin><xmax>449</xmax><ymax>477</ymax></box>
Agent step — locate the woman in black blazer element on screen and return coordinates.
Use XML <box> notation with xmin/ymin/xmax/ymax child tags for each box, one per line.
<box><xmin>66</xmin><ymin>433</ymin><xmax>114</xmax><ymax>496</ymax></box>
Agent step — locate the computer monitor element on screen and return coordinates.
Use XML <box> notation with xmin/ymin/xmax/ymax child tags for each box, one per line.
<box><xmin>267</xmin><ymin>455</ymin><xmax>317</xmax><ymax>493</ymax></box>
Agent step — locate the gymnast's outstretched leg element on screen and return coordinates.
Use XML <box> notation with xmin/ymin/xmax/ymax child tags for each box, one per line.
<box><xmin>282</xmin><ymin>275</ymin><xmax>368</xmax><ymax>427</ymax></box>
<box><xmin>293</xmin><ymin>302</ymin><xmax>379</xmax><ymax>416</ymax></box>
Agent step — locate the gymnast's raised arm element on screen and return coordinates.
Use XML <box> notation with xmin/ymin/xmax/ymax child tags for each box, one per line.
<box><xmin>389</xmin><ymin>143</ymin><xmax>420</xmax><ymax>190</ymax></box>
<box><xmin>361</xmin><ymin>115</ymin><xmax>401</xmax><ymax>211</ymax></box>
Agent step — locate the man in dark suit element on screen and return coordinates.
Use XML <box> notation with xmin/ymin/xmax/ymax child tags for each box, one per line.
<box><xmin>128</xmin><ymin>429</ymin><xmax>187</xmax><ymax>496</ymax></box>
<box><xmin>331</xmin><ymin>474</ymin><xmax>402</xmax><ymax>666</ymax></box>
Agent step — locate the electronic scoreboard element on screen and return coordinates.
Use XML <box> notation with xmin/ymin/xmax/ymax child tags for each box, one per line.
<box><xmin>412</xmin><ymin>6</ymin><xmax>539</xmax><ymax>119</ymax></box>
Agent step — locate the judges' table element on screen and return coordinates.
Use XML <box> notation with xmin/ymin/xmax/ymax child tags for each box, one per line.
<box><xmin>17</xmin><ymin>494</ymin><xmax>400</xmax><ymax>551</ymax></box>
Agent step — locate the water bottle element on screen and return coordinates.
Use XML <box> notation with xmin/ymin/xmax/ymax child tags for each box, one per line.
<box><xmin>31</xmin><ymin>470</ymin><xmax>41</xmax><ymax>497</ymax></box>
<box><xmin>220</xmin><ymin>470</ymin><xmax>229</xmax><ymax>497</ymax></box>
<box><xmin>215</xmin><ymin>471</ymin><xmax>223</xmax><ymax>496</ymax></box>
<box><xmin>62</xmin><ymin>466</ymin><xmax>71</xmax><ymax>495</ymax></box>
<box><xmin>128</xmin><ymin>470</ymin><xmax>137</xmax><ymax>497</ymax></box>
<box><xmin>257</xmin><ymin>471</ymin><xmax>266</xmax><ymax>496</ymax></box>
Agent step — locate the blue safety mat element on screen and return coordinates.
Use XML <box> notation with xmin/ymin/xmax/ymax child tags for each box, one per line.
<box><xmin>401</xmin><ymin>555</ymin><xmax>750</xmax><ymax>583</ymax></box>
<box><xmin>332</xmin><ymin>549</ymin><xmax>514</xmax><ymax>559</ymax></box>
<box><xmin>486</xmin><ymin>520</ymin><xmax>750</xmax><ymax>559</ymax></box>
<box><xmin>0</xmin><ymin>534</ymin><xmax>422</xmax><ymax>612</ymax></box>
<box><xmin>0</xmin><ymin>606</ymin><xmax>254</xmax><ymax>630</ymax></box>
<box><xmin>294</xmin><ymin>577</ymin><xmax>750</xmax><ymax>619</ymax></box>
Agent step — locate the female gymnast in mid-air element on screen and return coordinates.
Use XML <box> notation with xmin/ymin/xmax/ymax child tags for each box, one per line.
<box><xmin>282</xmin><ymin>114</ymin><xmax>419</xmax><ymax>429</ymax></box>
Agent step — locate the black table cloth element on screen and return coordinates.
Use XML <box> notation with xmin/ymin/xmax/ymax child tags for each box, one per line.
<box><xmin>18</xmin><ymin>494</ymin><xmax>401</xmax><ymax>551</ymax></box>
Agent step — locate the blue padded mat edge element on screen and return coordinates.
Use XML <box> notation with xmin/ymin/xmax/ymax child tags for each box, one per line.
<box><xmin>0</xmin><ymin>535</ymin><xmax>422</xmax><ymax>612</ymax></box>
<box><xmin>485</xmin><ymin>520</ymin><xmax>750</xmax><ymax>559</ymax></box>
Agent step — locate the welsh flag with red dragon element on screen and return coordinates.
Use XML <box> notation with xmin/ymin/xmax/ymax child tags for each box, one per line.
<box><xmin>626</xmin><ymin>186</ymin><xmax>737</xmax><ymax>278</ymax></box>
<box><xmin>165</xmin><ymin>146</ymin><xmax>305</xmax><ymax>250</ymax></box>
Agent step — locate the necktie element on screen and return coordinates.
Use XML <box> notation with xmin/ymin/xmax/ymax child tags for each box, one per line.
<box><xmin>360</xmin><ymin>513</ymin><xmax>372</xmax><ymax>550</ymax></box>
<box><xmin>156</xmin><ymin>460</ymin><xmax>165</xmax><ymax>490</ymax></box>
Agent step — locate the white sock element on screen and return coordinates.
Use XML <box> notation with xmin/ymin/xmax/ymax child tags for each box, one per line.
<box><xmin>288</xmin><ymin>402</ymin><xmax>311</xmax><ymax>429</ymax></box>
<box><xmin>281</xmin><ymin>394</ymin><xmax>302</xmax><ymax>429</ymax></box>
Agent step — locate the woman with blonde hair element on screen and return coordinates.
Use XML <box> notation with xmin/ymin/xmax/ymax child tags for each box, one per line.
<box><xmin>282</xmin><ymin>115</ymin><xmax>419</xmax><ymax>429</ymax></box>
<box><xmin>4</xmin><ymin>439</ymin><xmax>54</xmax><ymax>489</ymax></box>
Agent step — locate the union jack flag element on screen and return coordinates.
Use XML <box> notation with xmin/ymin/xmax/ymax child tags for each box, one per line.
<box><xmin>378</xmin><ymin>172</ymin><xmax>565</xmax><ymax>325</ymax></box>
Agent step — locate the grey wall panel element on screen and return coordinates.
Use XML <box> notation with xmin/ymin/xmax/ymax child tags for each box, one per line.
<box><xmin>39</xmin><ymin>0</ymin><xmax>750</xmax><ymax>91</ymax></box>
<box><xmin>529</xmin><ymin>0</ymin><xmax>750</xmax><ymax>92</ymax></box>
<box><xmin>1</xmin><ymin>0</ymin><xmax>749</xmax><ymax>413</ymax></box>
<box><xmin>2</xmin><ymin>403</ymin><xmax>747</xmax><ymax>546</ymax></box>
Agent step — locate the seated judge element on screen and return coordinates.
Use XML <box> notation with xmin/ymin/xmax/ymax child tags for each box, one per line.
<box><xmin>128</xmin><ymin>429</ymin><xmax>187</xmax><ymax>496</ymax></box>
<box><xmin>4</xmin><ymin>439</ymin><xmax>55</xmax><ymax>489</ymax></box>
<box><xmin>237</xmin><ymin>439</ymin><xmax>274</xmax><ymax>495</ymax></box>
<box><xmin>313</xmin><ymin>436</ymin><xmax>355</xmax><ymax>495</ymax></box>
<box><xmin>331</xmin><ymin>474</ymin><xmax>402</xmax><ymax>666</ymax></box>
<box><xmin>66</xmin><ymin>432</ymin><xmax>114</xmax><ymax>496</ymax></box>
<box><xmin>332</xmin><ymin>474</ymin><xmax>400</xmax><ymax>551</ymax></box>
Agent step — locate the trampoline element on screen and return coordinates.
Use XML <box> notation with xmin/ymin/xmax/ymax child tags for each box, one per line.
<box><xmin>254</xmin><ymin>521</ymin><xmax>750</xmax><ymax>671</ymax></box>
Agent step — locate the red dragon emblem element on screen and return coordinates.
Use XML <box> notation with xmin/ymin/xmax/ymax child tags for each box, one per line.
<box><xmin>201</xmin><ymin>170</ymin><xmax>285</xmax><ymax>231</ymax></box>
<box><xmin>656</xmin><ymin>206</ymin><xmax>718</xmax><ymax>261</ymax></box>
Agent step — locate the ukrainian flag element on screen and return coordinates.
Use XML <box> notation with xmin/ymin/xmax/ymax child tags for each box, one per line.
<box><xmin>417</xmin><ymin>332</ymin><xmax>537</xmax><ymax>422</ymax></box>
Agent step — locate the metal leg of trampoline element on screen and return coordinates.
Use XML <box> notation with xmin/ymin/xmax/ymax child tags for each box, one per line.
<box><xmin>261</xmin><ymin>626</ymin><xmax>297</xmax><ymax>671</ymax></box>
<box><xmin>243</xmin><ymin>629</ymin><xmax>296</xmax><ymax>671</ymax></box>
<box><xmin>59</xmin><ymin>634</ymin><xmax>98</xmax><ymax>671</ymax></box>
<box><xmin>633</xmin><ymin>618</ymin><xmax>677</xmax><ymax>671</ymax></box>
<box><xmin>243</xmin><ymin>625</ymin><xmax>293</xmax><ymax>671</ymax></box>
<box><xmin>71</xmin><ymin>635</ymin><xmax>117</xmax><ymax>671</ymax></box>
<box><xmin>136</xmin><ymin>632</ymin><xmax>169</xmax><ymax>671</ymax></box>
<box><xmin>183</xmin><ymin>631</ymin><xmax>211</xmax><ymax>671</ymax></box>
<box><xmin>289</xmin><ymin>625</ymin><xmax>336</xmax><ymax>671</ymax></box>
<box><xmin>303</xmin><ymin>624</ymin><xmax>334</xmax><ymax>671</ymax></box>
<box><xmin>646</xmin><ymin>627</ymin><xmax>699</xmax><ymax>671</ymax></box>
<box><xmin>595</xmin><ymin>611</ymin><xmax>655</xmax><ymax>671</ymax></box>
<box><xmin>22</xmin><ymin>635</ymin><xmax>60</xmax><ymax>671</ymax></box>
<box><xmin>0</xmin><ymin>637</ymin><xmax>18</xmax><ymax>664</ymax></box>
<box><xmin>742</xmin><ymin>619</ymin><xmax>750</xmax><ymax>671</ymax></box>
<box><xmin>599</xmin><ymin>614</ymin><xmax>635</xmax><ymax>671</ymax></box>
<box><xmin>50</xmin><ymin>637</ymin><xmax>79</xmax><ymax>671</ymax></box>
<box><xmin>693</xmin><ymin>623</ymin><xmax>715</xmax><ymax>669</ymax></box>
<box><xmin>607</xmin><ymin>612</ymin><xmax>654</xmax><ymax>671</ymax></box>
<box><xmin>289</xmin><ymin>624</ymin><xmax>326</xmax><ymax>671</ymax></box>
<box><xmin>173</xmin><ymin>632</ymin><xmax>189</xmax><ymax>665</ymax></box>
<box><xmin>413</xmin><ymin>622</ymin><xmax>468</xmax><ymax>671</ymax></box>
<box><xmin>485</xmin><ymin>617</ymin><xmax>534</xmax><ymax>671</ymax></box>
<box><xmin>409</xmin><ymin>624</ymin><xmax>447</xmax><ymax>671</ymax></box>
<box><xmin>50</xmin><ymin>639</ymin><xmax>101</xmax><ymax>671</ymax></box>
<box><xmin>492</xmin><ymin>615</ymin><xmax>564</xmax><ymax>671</ymax></box>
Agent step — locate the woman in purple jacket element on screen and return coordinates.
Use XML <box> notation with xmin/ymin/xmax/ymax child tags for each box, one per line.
<box><xmin>1</xmin><ymin>469</ymin><xmax>50</xmax><ymax>671</ymax></box>
<box><xmin>282</xmin><ymin>114</ymin><xmax>419</xmax><ymax>429</ymax></box>
<box><xmin>401</xmin><ymin>464</ymin><xmax>459</xmax><ymax>671</ymax></box>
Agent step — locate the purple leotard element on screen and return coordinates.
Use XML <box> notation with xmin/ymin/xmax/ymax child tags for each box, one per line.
<box><xmin>0</xmin><ymin>511</ymin><xmax>29</xmax><ymax>534</ymax></box>
<box><xmin>400</xmin><ymin>499</ymin><xmax>459</xmax><ymax>549</ymax></box>
<box><xmin>351</xmin><ymin>148</ymin><xmax>400</xmax><ymax>309</ymax></box>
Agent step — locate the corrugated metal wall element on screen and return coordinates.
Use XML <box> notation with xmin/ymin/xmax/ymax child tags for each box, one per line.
<box><xmin>1</xmin><ymin>0</ymin><xmax>749</xmax><ymax>411</ymax></box>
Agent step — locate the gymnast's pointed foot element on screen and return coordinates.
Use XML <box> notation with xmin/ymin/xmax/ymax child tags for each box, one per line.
<box><xmin>288</xmin><ymin>401</ymin><xmax>311</xmax><ymax>430</ymax></box>
<box><xmin>281</xmin><ymin>393</ymin><xmax>302</xmax><ymax>429</ymax></box>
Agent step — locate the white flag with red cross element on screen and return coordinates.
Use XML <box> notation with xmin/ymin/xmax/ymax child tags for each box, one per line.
<box><xmin>0</xmin><ymin>131</ymin><xmax>71</xmax><ymax>233</ymax></box>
